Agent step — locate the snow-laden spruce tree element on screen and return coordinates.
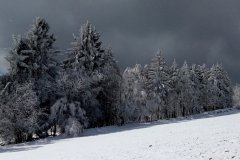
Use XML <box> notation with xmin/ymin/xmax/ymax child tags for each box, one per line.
<box><xmin>193</xmin><ymin>64</ymin><xmax>209</xmax><ymax>111</ymax></box>
<box><xmin>167</xmin><ymin>59</ymin><xmax>181</xmax><ymax>118</ymax></box>
<box><xmin>145</xmin><ymin>50</ymin><xmax>171</xmax><ymax>119</ymax></box>
<box><xmin>207</xmin><ymin>63</ymin><xmax>233</xmax><ymax>110</ymax></box>
<box><xmin>64</xmin><ymin>21</ymin><xmax>121</xmax><ymax>126</ymax></box>
<box><xmin>189</xmin><ymin>64</ymin><xmax>204</xmax><ymax>114</ymax></box>
<box><xmin>24</xmin><ymin>17</ymin><xmax>59</xmax><ymax>108</ymax></box>
<box><xmin>120</xmin><ymin>64</ymin><xmax>148</xmax><ymax>123</ymax></box>
<box><xmin>206</xmin><ymin>64</ymin><xmax>222</xmax><ymax>110</ymax></box>
<box><xmin>178</xmin><ymin>61</ymin><xmax>197</xmax><ymax>116</ymax></box>
<box><xmin>7</xmin><ymin>17</ymin><xmax>58</xmax><ymax>82</ymax></box>
<box><xmin>97</xmin><ymin>48</ymin><xmax>121</xmax><ymax>125</ymax></box>
<box><xmin>64</xmin><ymin>21</ymin><xmax>104</xmax><ymax>72</ymax></box>
<box><xmin>217</xmin><ymin>64</ymin><xmax>233</xmax><ymax>108</ymax></box>
<box><xmin>4</xmin><ymin>17</ymin><xmax>59</xmax><ymax>138</ymax></box>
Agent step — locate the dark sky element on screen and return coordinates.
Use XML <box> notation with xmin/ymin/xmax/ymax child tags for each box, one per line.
<box><xmin>0</xmin><ymin>0</ymin><xmax>240</xmax><ymax>83</ymax></box>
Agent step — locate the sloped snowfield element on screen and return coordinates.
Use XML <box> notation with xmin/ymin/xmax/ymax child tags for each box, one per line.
<box><xmin>1</xmin><ymin>108</ymin><xmax>240</xmax><ymax>160</ymax></box>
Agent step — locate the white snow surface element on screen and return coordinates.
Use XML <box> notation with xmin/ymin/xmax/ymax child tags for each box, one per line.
<box><xmin>1</xmin><ymin>108</ymin><xmax>240</xmax><ymax>160</ymax></box>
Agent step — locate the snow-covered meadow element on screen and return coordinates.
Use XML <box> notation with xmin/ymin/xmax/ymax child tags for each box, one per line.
<box><xmin>1</xmin><ymin>108</ymin><xmax>240</xmax><ymax>160</ymax></box>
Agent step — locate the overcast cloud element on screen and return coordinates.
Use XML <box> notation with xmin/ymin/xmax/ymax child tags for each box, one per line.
<box><xmin>0</xmin><ymin>0</ymin><xmax>240</xmax><ymax>83</ymax></box>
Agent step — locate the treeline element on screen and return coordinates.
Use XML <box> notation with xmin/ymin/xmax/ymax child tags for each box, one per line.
<box><xmin>0</xmin><ymin>18</ymin><xmax>233</xmax><ymax>144</ymax></box>
<box><xmin>120</xmin><ymin>54</ymin><xmax>233</xmax><ymax>123</ymax></box>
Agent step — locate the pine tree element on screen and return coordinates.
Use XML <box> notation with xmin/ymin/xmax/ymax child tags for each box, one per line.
<box><xmin>64</xmin><ymin>21</ymin><xmax>121</xmax><ymax>126</ymax></box>
<box><xmin>97</xmin><ymin>49</ymin><xmax>121</xmax><ymax>125</ymax></box>
<box><xmin>64</xmin><ymin>21</ymin><xmax>105</xmax><ymax>72</ymax></box>
<box><xmin>7</xmin><ymin>17</ymin><xmax>57</xmax><ymax>82</ymax></box>
<box><xmin>178</xmin><ymin>61</ymin><xmax>195</xmax><ymax>116</ymax></box>
<box><xmin>192</xmin><ymin>64</ymin><xmax>209</xmax><ymax>112</ymax></box>
<box><xmin>5</xmin><ymin>17</ymin><xmax>59</xmax><ymax>138</ymax></box>
<box><xmin>121</xmin><ymin>64</ymin><xmax>148</xmax><ymax>123</ymax></box>
<box><xmin>167</xmin><ymin>59</ymin><xmax>180</xmax><ymax>118</ymax></box>
<box><xmin>207</xmin><ymin>63</ymin><xmax>233</xmax><ymax>110</ymax></box>
<box><xmin>189</xmin><ymin>64</ymin><xmax>203</xmax><ymax>114</ymax></box>
<box><xmin>145</xmin><ymin>50</ymin><xmax>171</xmax><ymax>119</ymax></box>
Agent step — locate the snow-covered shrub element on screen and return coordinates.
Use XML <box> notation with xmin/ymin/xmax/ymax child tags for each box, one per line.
<box><xmin>50</xmin><ymin>97</ymin><xmax>88</xmax><ymax>137</ymax></box>
<box><xmin>0</xmin><ymin>82</ymin><xmax>40</xmax><ymax>144</ymax></box>
<box><xmin>58</xmin><ymin>69</ymin><xmax>101</xmax><ymax>127</ymax></box>
<box><xmin>65</xmin><ymin>118</ymin><xmax>84</xmax><ymax>137</ymax></box>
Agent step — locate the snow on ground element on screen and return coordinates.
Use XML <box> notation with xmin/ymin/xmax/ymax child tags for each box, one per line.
<box><xmin>1</xmin><ymin>108</ymin><xmax>240</xmax><ymax>160</ymax></box>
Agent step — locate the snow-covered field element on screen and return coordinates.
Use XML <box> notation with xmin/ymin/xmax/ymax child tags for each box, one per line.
<box><xmin>1</xmin><ymin>108</ymin><xmax>240</xmax><ymax>160</ymax></box>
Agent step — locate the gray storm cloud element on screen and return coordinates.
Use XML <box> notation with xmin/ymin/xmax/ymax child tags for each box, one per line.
<box><xmin>0</xmin><ymin>0</ymin><xmax>240</xmax><ymax>82</ymax></box>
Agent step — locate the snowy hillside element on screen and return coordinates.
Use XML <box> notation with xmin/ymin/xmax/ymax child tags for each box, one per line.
<box><xmin>1</xmin><ymin>108</ymin><xmax>240</xmax><ymax>160</ymax></box>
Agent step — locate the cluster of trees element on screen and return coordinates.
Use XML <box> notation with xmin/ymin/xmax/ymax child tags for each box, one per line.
<box><xmin>0</xmin><ymin>17</ymin><xmax>233</xmax><ymax>144</ymax></box>
<box><xmin>120</xmin><ymin>51</ymin><xmax>233</xmax><ymax>123</ymax></box>
<box><xmin>0</xmin><ymin>18</ymin><xmax>121</xmax><ymax>144</ymax></box>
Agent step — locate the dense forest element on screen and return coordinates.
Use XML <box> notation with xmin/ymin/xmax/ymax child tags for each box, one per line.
<box><xmin>0</xmin><ymin>18</ymin><xmax>233</xmax><ymax>144</ymax></box>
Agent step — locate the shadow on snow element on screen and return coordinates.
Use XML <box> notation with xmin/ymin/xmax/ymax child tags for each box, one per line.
<box><xmin>0</xmin><ymin>107</ymin><xmax>240</xmax><ymax>153</ymax></box>
<box><xmin>82</xmin><ymin>107</ymin><xmax>240</xmax><ymax>137</ymax></box>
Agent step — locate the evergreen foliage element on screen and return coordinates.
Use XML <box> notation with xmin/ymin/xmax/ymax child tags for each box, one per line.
<box><xmin>0</xmin><ymin>17</ymin><xmax>234</xmax><ymax>144</ymax></box>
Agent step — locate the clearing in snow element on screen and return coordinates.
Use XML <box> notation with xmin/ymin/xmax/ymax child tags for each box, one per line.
<box><xmin>0</xmin><ymin>108</ymin><xmax>240</xmax><ymax>160</ymax></box>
